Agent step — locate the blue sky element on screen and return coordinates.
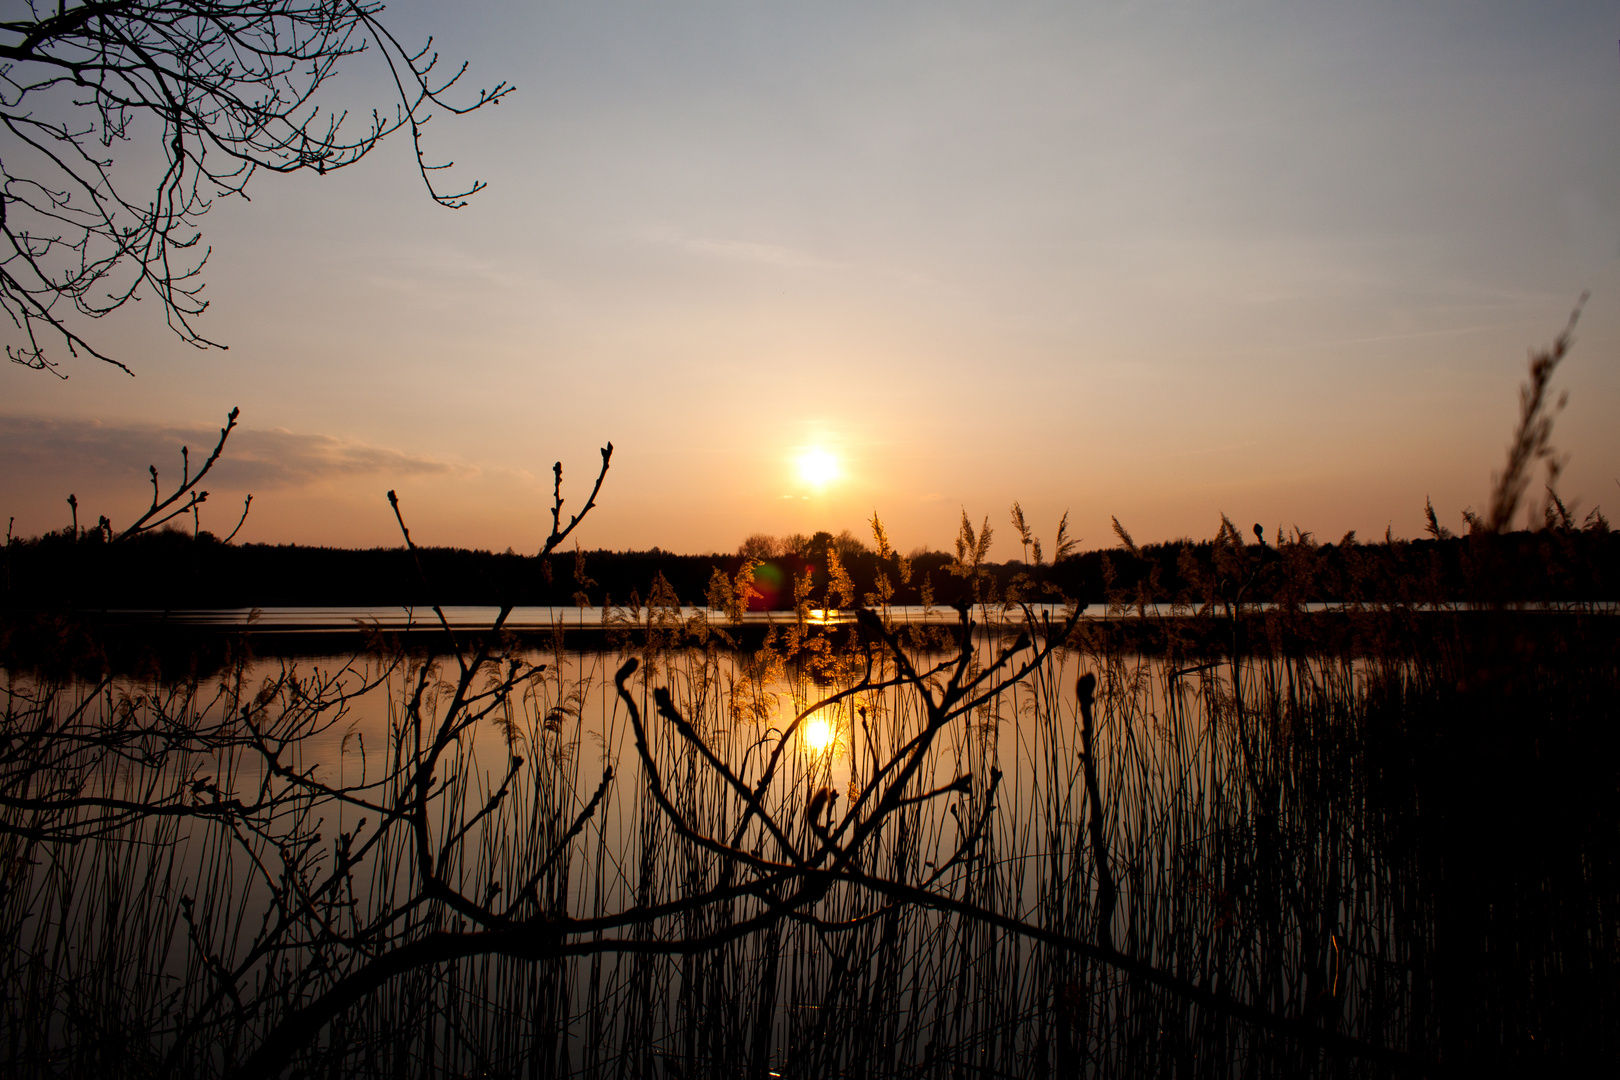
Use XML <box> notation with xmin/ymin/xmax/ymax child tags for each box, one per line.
<box><xmin>3</xmin><ymin>1</ymin><xmax>1617</xmax><ymax>555</ymax></box>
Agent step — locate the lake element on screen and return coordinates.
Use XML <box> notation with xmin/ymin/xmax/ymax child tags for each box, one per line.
<box><xmin>2</xmin><ymin>605</ymin><xmax>1613</xmax><ymax>1077</ymax></box>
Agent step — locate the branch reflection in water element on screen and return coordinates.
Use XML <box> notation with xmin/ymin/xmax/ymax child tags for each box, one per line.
<box><xmin>7</xmin><ymin>593</ymin><xmax>1609</xmax><ymax>1079</ymax></box>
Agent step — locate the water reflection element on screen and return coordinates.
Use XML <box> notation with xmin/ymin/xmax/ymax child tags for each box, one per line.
<box><xmin>2</xmin><ymin>626</ymin><xmax>1574</xmax><ymax>1077</ymax></box>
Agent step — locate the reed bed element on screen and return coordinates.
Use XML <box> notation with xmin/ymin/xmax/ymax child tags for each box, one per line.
<box><xmin>1</xmin><ymin>600</ymin><xmax>1615</xmax><ymax>1078</ymax></box>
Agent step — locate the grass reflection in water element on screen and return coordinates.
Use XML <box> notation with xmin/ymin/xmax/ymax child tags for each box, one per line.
<box><xmin>2</xmin><ymin>596</ymin><xmax>1614</xmax><ymax>1078</ymax></box>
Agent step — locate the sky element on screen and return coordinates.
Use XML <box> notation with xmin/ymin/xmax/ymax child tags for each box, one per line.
<box><xmin>3</xmin><ymin>0</ymin><xmax>1618</xmax><ymax>558</ymax></box>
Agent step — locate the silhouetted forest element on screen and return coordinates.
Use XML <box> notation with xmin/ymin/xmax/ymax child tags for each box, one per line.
<box><xmin>4</xmin><ymin>521</ymin><xmax>1617</xmax><ymax>612</ymax></box>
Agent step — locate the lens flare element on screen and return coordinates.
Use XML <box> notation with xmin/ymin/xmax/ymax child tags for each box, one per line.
<box><xmin>797</xmin><ymin>448</ymin><xmax>838</xmax><ymax>487</ymax></box>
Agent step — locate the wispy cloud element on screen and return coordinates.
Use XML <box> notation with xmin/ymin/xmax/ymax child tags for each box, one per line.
<box><xmin>351</xmin><ymin>244</ymin><xmax>544</xmax><ymax>298</ymax></box>
<box><xmin>640</xmin><ymin>225</ymin><xmax>837</xmax><ymax>270</ymax></box>
<box><xmin>225</xmin><ymin>429</ymin><xmax>477</xmax><ymax>488</ymax></box>
<box><xmin>0</xmin><ymin>416</ymin><xmax>474</xmax><ymax>491</ymax></box>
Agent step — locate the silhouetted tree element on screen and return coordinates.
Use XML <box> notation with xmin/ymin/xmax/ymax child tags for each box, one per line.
<box><xmin>0</xmin><ymin>0</ymin><xmax>509</xmax><ymax>374</ymax></box>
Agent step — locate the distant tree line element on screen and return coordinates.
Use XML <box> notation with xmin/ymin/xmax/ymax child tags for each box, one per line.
<box><xmin>3</xmin><ymin>516</ymin><xmax>1617</xmax><ymax>614</ymax></box>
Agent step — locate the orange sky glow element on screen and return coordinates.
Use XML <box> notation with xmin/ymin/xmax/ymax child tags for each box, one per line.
<box><xmin>3</xmin><ymin>2</ymin><xmax>1618</xmax><ymax>559</ymax></box>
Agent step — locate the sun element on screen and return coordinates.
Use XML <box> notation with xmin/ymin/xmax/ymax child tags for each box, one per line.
<box><xmin>797</xmin><ymin>448</ymin><xmax>839</xmax><ymax>487</ymax></box>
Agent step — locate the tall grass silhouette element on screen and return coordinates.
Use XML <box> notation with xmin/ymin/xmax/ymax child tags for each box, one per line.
<box><xmin>6</xmin><ymin>566</ymin><xmax>1613</xmax><ymax>1076</ymax></box>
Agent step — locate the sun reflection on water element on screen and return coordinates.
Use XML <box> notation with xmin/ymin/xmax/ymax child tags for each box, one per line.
<box><xmin>800</xmin><ymin>713</ymin><xmax>836</xmax><ymax>754</ymax></box>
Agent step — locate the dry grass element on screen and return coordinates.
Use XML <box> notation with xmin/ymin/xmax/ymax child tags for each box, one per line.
<box><xmin>2</xmin><ymin>587</ymin><xmax>1612</xmax><ymax>1078</ymax></box>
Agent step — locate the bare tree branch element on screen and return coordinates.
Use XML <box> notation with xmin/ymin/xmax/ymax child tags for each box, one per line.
<box><xmin>0</xmin><ymin>0</ymin><xmax>511</xmax><ymax>373</ymax></box>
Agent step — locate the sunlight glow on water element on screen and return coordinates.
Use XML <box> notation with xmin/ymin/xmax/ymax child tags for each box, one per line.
<box><xmin>800</xmin><ymin>713</ymin><xmax>836</xmax><ymax>754</ymax></box>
